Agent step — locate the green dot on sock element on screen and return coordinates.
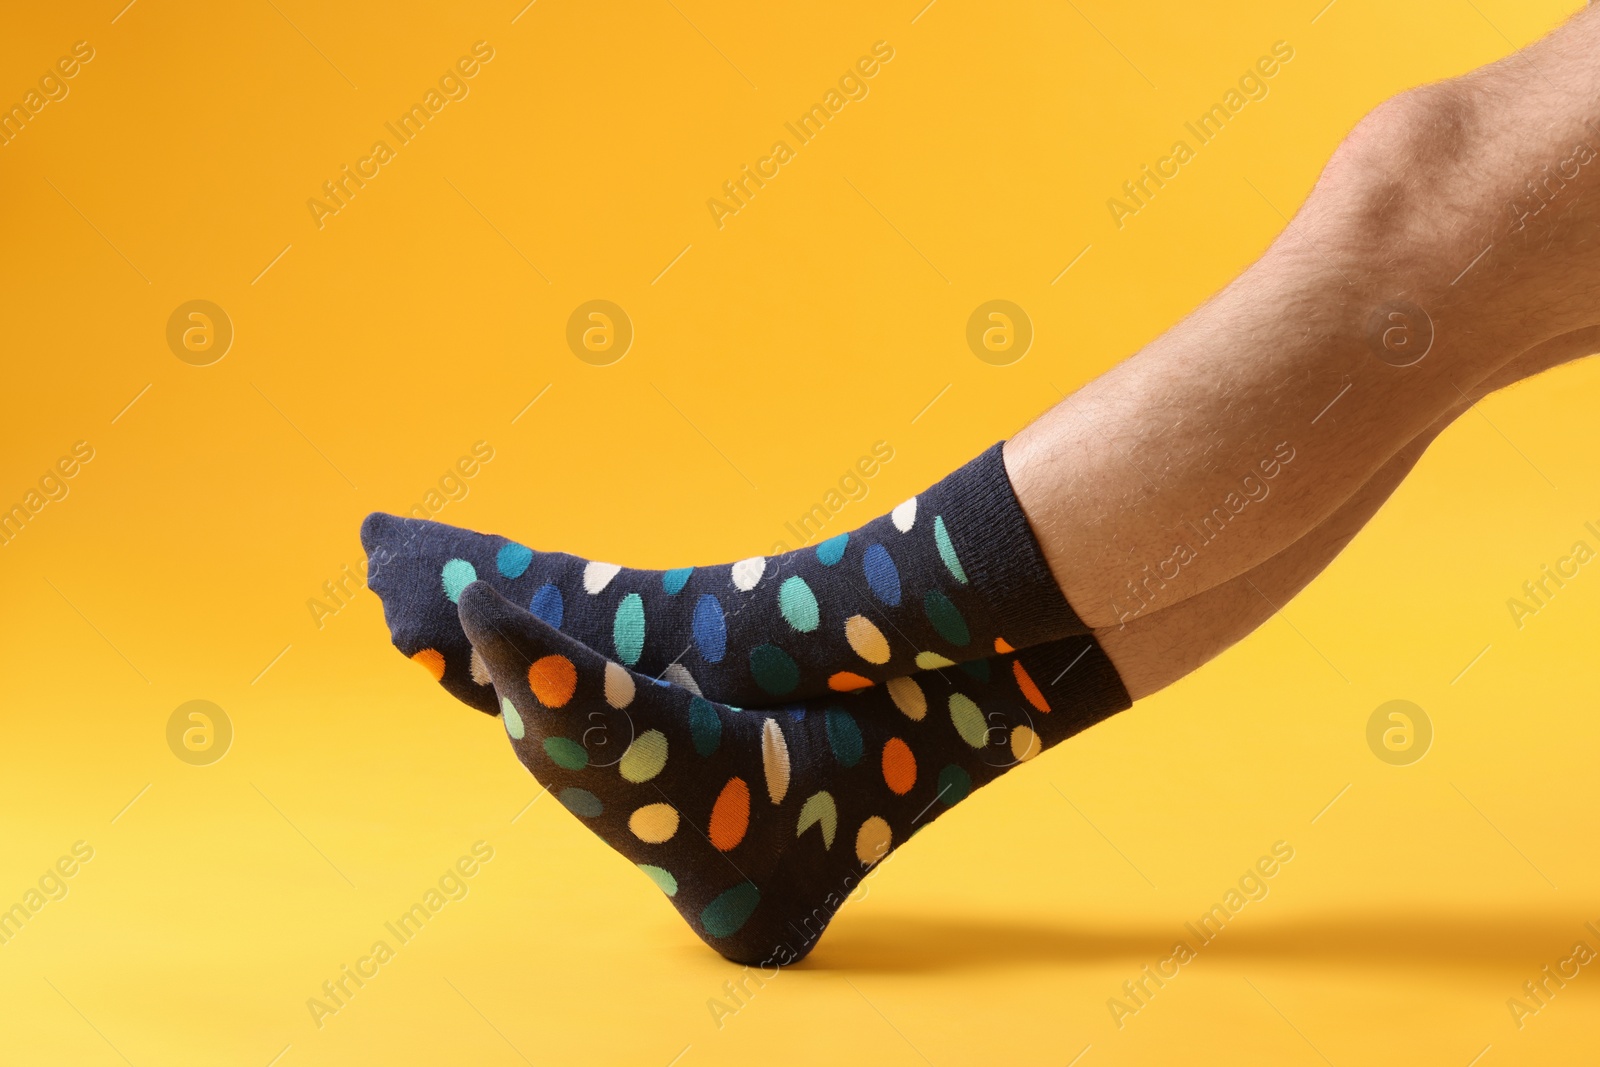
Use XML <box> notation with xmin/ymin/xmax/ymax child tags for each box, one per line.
<box><xmin>924</xmin><ymin>590</ymin><xmax>971</xmax><ymax>646</ymax></box>
<box><xmin>701</xmin><ymin>882</ymin><xmax>760</xmax><ymax>938</ymax></box>
<box><xmin>949</xmin><ymin>693</ymin><xmax>987</xmax><ymax>748</ymax></box>
<box><xmin>689</xmin><ymin>696</ymin><xmax>722</xmax><ymax>756</ymax></box>
<box><xmin>825</xmin><ymin>709</ymin><xmax>863</xmax><ymax>767</ymax></box>
<box><xmin>778</xmin><ymin>576</ymin><xmax>820</xmax><ymax>633</ymax></box>
<box><xmin>559</xmin><ymin>788</ymin><xmax>603</xmax><ymax>818</ymax></box>
<box><xmin>937</xmin><ymin>764</ymin><xmax>972</xmax><ymax>805</ymax></box>
<box><xmin>543</xmin><ymin>737</ymin><xmax>588</xmax><ymax>770</ymax></box>
<box><xmin>441</xmin><ymin>559</ymin><xmax>477</xmax><ymax>603</ymax></box>
<box><xmin>750</xmin><ymin>644</ymin><xmax>800</xmax><ymax>696</ymax></box>
<box><xmin>500</xmin><ymin>697</ymin><xmax>525</xmax><ymax>740</ymax></box>
<box><xmin>613</xmin><ymin>593</ymin><xmax>646</xmax><ymax>665</ymax></box>
<box><xmin>639</xmin><ymin>864</ymin><xmax>678</xmax><ymax>896</ymax></box>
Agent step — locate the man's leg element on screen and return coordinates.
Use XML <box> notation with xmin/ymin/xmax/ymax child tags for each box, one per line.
<box><xmin>1099</xmin><ymin>329</ymin><xmax>1600</xmax><ymax>699</ymax></box>
<box><xmin>1006</xmin><ymin>5</ymin><xmax>1600</xmax><ymax>630</ymax></box>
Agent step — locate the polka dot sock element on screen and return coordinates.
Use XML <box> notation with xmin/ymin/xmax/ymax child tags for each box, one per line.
<box><xmin>456</xmin><ymin>579</ymin><xmax>1130</xmax><ymax>965</ymax></box>
<box><xmin>363</xmin><ymin>442</ymin><xmax>1086</xmax><ymax>715</ymax></box>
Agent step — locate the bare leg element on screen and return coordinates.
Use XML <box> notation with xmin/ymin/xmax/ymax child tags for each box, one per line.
<box><xmin>1007</xmin><ymin>7</ymin><xmax>1600</xmax><ymax>629</ymax></box>
<box><xmin>1101</xmin><ymin>329</ymin><xmax>1600</xmax><ymax>699</ymax></box>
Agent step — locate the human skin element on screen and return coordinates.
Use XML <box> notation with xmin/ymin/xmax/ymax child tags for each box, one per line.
<box><xmin>1096</xmin><ymin>329</ymin><xmax>1599</xmax><ymax>699</ymax></box>
<box><xmin>1004</xmin><ymin>5</ymin><xmax>1600</xmax><ymax>645</ymax></box>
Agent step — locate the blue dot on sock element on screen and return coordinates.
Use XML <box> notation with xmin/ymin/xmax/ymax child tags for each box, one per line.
<box><xmin>663</xmin><ymin>567</ymin><xmax>694</xmax><ymax>595</ymax></box>
<box><xmin>862</xmin><ymin>544</ymin><xmax>901</xmax><ymax>606</ymax></box>
<box><xmin>529</xmin><ymin>583</ymin><xmax>564</xmax><ymax>628</ymax></box>
<box><xmin>496</xmin><ymin>542</ymin><xmax>534</xmax><ymax>579</ymax></box>
<box><xmin>441</xmin><ymin>559</ymin><xmax>477</xmax><ymax>603</ymax></box>
<box><xmin>693</xmin><ymin>595</ymin><xmax>727</xmax><ymax>663</ymax></box>
<box><xmin>815</xmin><ymin>533</ymin><xmax>849</xmax><ymax>566</ymax></box>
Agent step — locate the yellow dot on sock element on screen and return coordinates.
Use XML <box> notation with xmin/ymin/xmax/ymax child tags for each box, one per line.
<box><xmin>1011</xmin><ymin>725</ymin><xmax>1041</xmax><ymax>762</ymax></box>
<box><xmin>855</xmin><ymin>816</ymin><xmax>893</xmax><ymax>865</ymax></box>
<box><xmin>845</xmin><ymin>615</ymin><xmax>892</xmax><ymax>664</ymax></box>
<box><xmin>629</xmin><ymin>803</ymin><xmax>680</xmax><ymax>843</ymax></box>
<box><xmin>411</xmin><ymin>648</ymin><xmax>445</xmax><ymax>681</ymax></box>
<box><xmin>915</xmin><ymin>651</ymin><xmax>956</xmax><ymax>670</ymax></box>
<box><xmin>886</xmin><ymin>676</ymin><xmax>927</xmax><ymax>721</ymax></box>
<box><xmin>620</xmin><ymin>729</ymin><xmax>668</xmax><ymax>783</ymax></box>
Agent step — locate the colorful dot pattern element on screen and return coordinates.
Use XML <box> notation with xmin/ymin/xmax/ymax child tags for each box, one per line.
<box><xmin>362</xmin><ymin>443</ymin><xmax>1031</xmax><ymax>720</ymax></box>
<box><xmin>461</xmin><ymin>582</ymin><xmax>1130</xmax><ymax>967</ymax></box>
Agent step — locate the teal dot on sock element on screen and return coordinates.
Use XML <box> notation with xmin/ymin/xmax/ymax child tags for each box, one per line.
<box><xmin>701</xmin><ymin>882</ymin><xmax>760</xmax><ymax>938</ymax></box>
<box><xmin>933</xmin><ymin>516</ymin><xmax>968</xmax><ymax>584</ymax></box>
<box><xmin>559</xmin><ymin>788</ymin><xmax>603</xmax><ymax>818</ymax></box>
<box><xmin>663</xmin><ymin>567</ymin><xmax>694</xmax><ymax>594</ymax></box>
<box><xmin>750</xmin><ymin>644</ymin><xmax>800</xmax><ymax>696</ymax></box>
<box><xmin>778</xmin><ymin>576</ymin><xmax>820</xmax><ymax>633</ymax></box>
<box><xmin>639</xmin><ymin>864</ymin><xmax>678</xmax><ymax>896</ymax></box>
<box><xmin>441</xmin><ymin>559</ymin><xmax>477</xmax><ymax>603</ymax></box>
<box><xmin>689</xmin><ymin>696</ymin><xmax>722</xmax><ymax>757</ymax></box>
<box><xmin>825</xmin><ymin>709</ymin><xmax>864</xmax><ymax>767</ymax></box>
<box><xmin>497</xmin><ymin>542</ymin><xmax>534</xmax><ymax>579</ymax></box>
<box><xmin>923</xmin><ymin>590</ymin><xmax>971</xmax><ymax>646</ymax></box>
<box><xmin>959</xmin><ymin>658</ymin><xmax>991</xmax><ymax>683</ymax></box>
<box><xmin>543</xmin><ymin>737</ymin><xmax>588</xmax><ymax>770</ymax></box>
<box><xmin>500</xmin><ymin>697</ymin><xmax>524</xmax><ymax>740</ymax></box>
<box><xmin>815</xmin><ymin>533</ymin><xmax>849</xmax><ymax>566</ymax></box>
<box><xmin>938</xmin><ymin>765</ymin><xmax>972</xmax><ymax>805</ymax></box>
<box><xmin>613</xmin><ymin>593</ymin><xmax>646</xmax><ymax>665</ymax></box>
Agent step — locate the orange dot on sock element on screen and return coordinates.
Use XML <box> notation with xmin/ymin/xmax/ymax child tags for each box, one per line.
<box><xmin>1013</xmin><ymin>660</ymin><xmax>1050</xmax><ymax>713</ymax></box>
<box><xmin>411</xmin><ymin>648</ymin><xmax>446</xmax><ymax>681</ymax></box>
<box><xmin>828</xmin><ymin>671</ymin><xmax>875</xmax><ymax>692</ymax></box>
<box><xmin>882</xmin><ymin>737</ymin><xmax>917</xmax><ymax>795</ymax></box>
<box><xmin>710</xmin><ymin>777</ymin><xmax>751</xmax><ymax>851</ymax></box>
<box><xmin>528</xmin><ymin>655</ymin><xmax>577</xmax><ymax>708</ymax></box>
<box><xmin>994</xmin><ymin>637</ymin><xmax>1015</xmax><ymax>654</ymax></box>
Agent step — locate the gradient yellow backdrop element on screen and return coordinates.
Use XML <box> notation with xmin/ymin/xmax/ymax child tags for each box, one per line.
<box><xmin>3</xmin><ymin>1</ymin><xmax>1598</xmax><ymax>1063</ymax></box>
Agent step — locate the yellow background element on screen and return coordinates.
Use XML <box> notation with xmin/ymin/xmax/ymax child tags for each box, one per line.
<box><xmin>3</xmin><ymin>1</ymin><xmax>1598</xmax><ymax>1063</ymax></box>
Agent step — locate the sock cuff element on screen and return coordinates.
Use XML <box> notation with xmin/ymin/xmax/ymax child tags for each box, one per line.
<box><xmin>1025</xmin><ymin>633</ymin><xmax>1133</xmax><ymax>736</ymax></box>
<box><xmin>953</xmin><ymin>442</ymin><xmax>1090</xmax><ymax>645</ymax></box>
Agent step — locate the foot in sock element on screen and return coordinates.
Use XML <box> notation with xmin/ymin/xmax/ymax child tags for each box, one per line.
<box><xmin>364</xmin><ymin>443</ymin><xmax>1086</xmax><ymax>715</ymax></box>
<box><xmin>456</xmin><ymin>580</ymin><xmax>1129</xmax><ymax>965</ymax></box>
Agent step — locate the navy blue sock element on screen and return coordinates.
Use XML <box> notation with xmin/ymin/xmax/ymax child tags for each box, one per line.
<box><xmin>364</xmin><ymin>443</ymin><xmax>1085</xmax><ymax>714</ymax></box>
<box><xmin>456</xmin><ymin>580</ymin><xmax>1129</xmax><ymax>964</ymax></box>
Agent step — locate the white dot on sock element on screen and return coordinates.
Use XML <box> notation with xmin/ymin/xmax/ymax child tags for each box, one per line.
<box><xmin>584</xmin><ymin>561</ymin><xmax>623</xmax><ymax>594</ymax></box>
<box><xmin>731</xmin><ymin>557</ymin><xmax>766</xmax><ymax>591</ymax></box>
<box><xmin>662</xmin><ymin>663</ymin><xmax>701</xmax><ymax>695</ymax></box>
<box><xmin>892</xmin><ymin>497</ymin><xmax>918</xmax><ymax>533</ymax></box>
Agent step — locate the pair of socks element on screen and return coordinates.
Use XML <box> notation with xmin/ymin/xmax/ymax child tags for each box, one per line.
<box><xmin>363</xmin><ymin>442</ymin><xmax>1132</xmax><ymax>963</ymax></box>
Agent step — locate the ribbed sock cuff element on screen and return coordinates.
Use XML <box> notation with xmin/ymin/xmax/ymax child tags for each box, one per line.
<box><xmin>954</xmin><ymin>442</ymin><xmax>1091</xmax><ymax>645</ymax></box>
<box><xmin>1027</xmin><ymin>633</ymin><xmax>1134</xmax><ymax>737</ymax></box>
